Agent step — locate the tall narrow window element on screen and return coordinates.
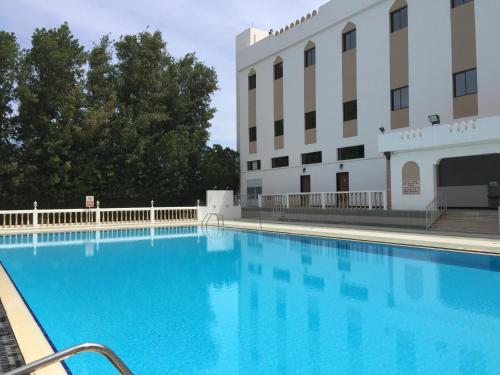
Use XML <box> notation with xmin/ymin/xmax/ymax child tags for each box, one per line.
<box><xmin>453</xmin><ymin>68</ymin><xmax>477</xmax><ymax>97</ymax></box>
<box><xmin>249</xmin><ymin>126</ymin><xmax>257</xmax><ymax>142</ymax></box>
<box><xmin>274</xmin><ymin>62</ymin><xmax>283</xmax><ymax>80</ymax></box>
<box><xmin>274</xmin><ymin>120</ymin><xmax>284</xmax><ymax>137</ymax></box>
<box><xmin>343</xmin><ymin>30</ymin><xmax>356</xmax><ymax>52</ymax></box>
<box><xmin>248</xmin><ymin>74</ymin><xmax>256</xmax><ymax>90</ymax></box>
<box><xmin>391</xmin><ymin>6</ymin><xmax>408</xmax><ymax>33</ymax></box>
<box><xmin>343</xmin><ymin>100</ymin><xmax>358</xmax><ymax>122</ymax></box>
<box><xmin>391</xmin><ymin>86</ymin><xmax>409</xmax><ymax>111</ymax></box>
<box><xmin>304</xmin><ymin>48</ymin><xmax>316</xmax><ymax>67</ymax></box>
<box><xmin>305</xmin><ymin>111</ymin><xmax>316</xmax><ymax>130</ymax></box>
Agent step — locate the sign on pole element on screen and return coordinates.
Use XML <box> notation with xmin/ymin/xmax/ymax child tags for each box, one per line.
<box><xmin>86</xmin><ymin>195</ymin><xmax>95</xmax><ymax>208</ymax></box>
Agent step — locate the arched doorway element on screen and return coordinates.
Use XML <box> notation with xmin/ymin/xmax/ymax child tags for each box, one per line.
<box><xmin>437</xmin><ymin>153</ymin><xmax>500</xmax><ymax>208</ymax></box>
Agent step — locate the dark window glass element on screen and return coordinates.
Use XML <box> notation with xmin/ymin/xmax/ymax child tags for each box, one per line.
<box><xmin>338</xmin><ymin>145</ymin><xmax>365</xmax><ymax>161</ymax></box>
<box><xmin>249</xmin><ymin>126</ymin><xmax>257</xmax><ymax>142</ymax></box>
<box><xmin>305</xmin><ymin>111</ymin><xmax>316</xmax><ymax>130</ymax></box>
<box><xmin>454</xmin><ymin>68</ymin><xmax>477</xmax><ymax>97</ymax></box>
<box><xmin>343</xmin><ymin>30</ymin><xmax>356</xmax><ymax>52</ymax></box>
<box><xmin>247</xmin><ymin>186</ymin><xmax>262</xmax><ymax>196</ymax></box>
<box><xmin>274</xmin><ymin>119</ymin><xmax>284</xmax><ymax>137</ymax></box>
<box><xmin>391</xmin><ymin>86</ymin><xmax>409</xmax><ymax>111</ymax></box>
<box><xmin>272</xmin><ymin>156</ymin><xmax>289</xmax><ymax>168</ymax></box>
<box><xmin>343</xmin><ymin>100</ymin><xmax>358</xmax><ymax>122</ymax></box>
<box><xmin>274</xmin><ymin>62</ymin><xmax>283</xmax><ymax>80</ymax></box>
<box><xmin>451</xmin><ymin>0</ymin><xmax>473</xmax><ymax>8</ymax></box>
<box><xmin>247</xmin><ymin>160</ymin><xmax>261</xmax><ymax>171</ymax></box>
<box><xmin>302</xmin><ymin>151</ymin><xmax>322</xmax><ymax>165</ymax></box>
<box><xmin>305</xmin><ymin>48</ymin><xmax>316</xmax><ymax>67</ymax></box>
<box><xmin>248</xmin><ymin>74</ymin><xmax>256</xmax><ymax>90</ymax></box>
<box><xmin>391</xmin><ymin>6</ymin><xmax>408</xmax><ymax>33</ymax></box>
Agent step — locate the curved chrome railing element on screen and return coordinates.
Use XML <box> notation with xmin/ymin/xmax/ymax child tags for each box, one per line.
<box><xmin>4</xmin><ymin>343</ymin><xmax>133</xmax><ymax>375</ymax></box>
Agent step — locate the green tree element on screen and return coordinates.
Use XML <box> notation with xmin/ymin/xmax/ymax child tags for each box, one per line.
<box><xmin>200</xmin><ymin>144</ymin><xmax>239</xmax><ymax>193</ymax></box>
<box><xmin>0</xmin><ymin>31</ymin><xmax>20</xmax><ymax>207</ymax></box>
<box><xmin>16</xmin><ymin>23</ymin><xmax>86</xmax><ymax>207</ymax></box>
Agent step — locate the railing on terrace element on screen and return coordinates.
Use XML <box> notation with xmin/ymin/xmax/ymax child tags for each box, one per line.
<box><xmin>0</xmin><ymin>200</ymin><xmax>198</xmax><ymax>230</ymax></box>
<box><xmin>258</xmin><ymin>191</ymin><xmax>387</xmax><ymax>210</ymax></box>
<box><xmin>425</xmin><ymin>195</ymin><xmax>448</xmax><ymax>230</ymax></box>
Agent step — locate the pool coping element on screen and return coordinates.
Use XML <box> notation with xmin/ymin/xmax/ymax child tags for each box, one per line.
<box><xmin>0</xmin><ymin>263</ymin><xmax>67</xmax><ymax>375</ymax></box>
<box><xmin>222</xmin><ymin>220</ymin><xmax>500</xmax><ymax>255</ymax></box>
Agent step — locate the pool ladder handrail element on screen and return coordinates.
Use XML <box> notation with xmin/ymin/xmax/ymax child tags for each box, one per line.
<box><xmin>201</xmin><ymin>212</ymin><xmax>224</xmax><ymax>227</ymax></box>
<box><xmin>4</xmin><ymin>342</ymin><xmax>133</xmax><ymax>375</ymax></box>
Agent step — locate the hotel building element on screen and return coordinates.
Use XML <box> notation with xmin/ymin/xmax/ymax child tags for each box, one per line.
<box><xmin>236</xmin><ymin>0</ymin><xmax>500</xmax><ymax>211</ymax></box>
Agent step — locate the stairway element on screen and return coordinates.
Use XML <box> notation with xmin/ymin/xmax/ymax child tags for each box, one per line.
<box><xmin>431</xmin><ymin>209</ymin><xmax>499</xmax><ymax>236</ymax></box>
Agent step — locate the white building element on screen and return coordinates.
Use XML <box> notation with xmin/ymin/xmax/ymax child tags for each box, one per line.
<box><xmin>236</xmin><ymin>0</ymin><xmax>500</xmax><ymax>211</ymax></box>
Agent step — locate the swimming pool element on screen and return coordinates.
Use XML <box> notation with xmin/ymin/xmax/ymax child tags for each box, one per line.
<box><xmin>1</xmin><ymin>226</ymin><xmax>500</xmax><ymax>374</ymax></box>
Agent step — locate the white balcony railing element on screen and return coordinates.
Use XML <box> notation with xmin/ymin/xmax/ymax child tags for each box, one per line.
<box><xmin>259</xmin><ymin>191</ymin><xmax>387</xmax><ymax>210</ymax></box>
<box><xmin>0</xmin><ymin>201</ymin><xmax>198</xmax><ymax>230</ymax></box>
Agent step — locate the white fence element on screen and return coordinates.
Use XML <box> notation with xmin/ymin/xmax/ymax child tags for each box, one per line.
<box><xmin>0</xmin><ymin>201</ymin><xmax>198</xmax><ymax>230</ymax></box>
<box><xmin>259</xmin><ymin>191</ymin><xmax>387</xmax><ymax>210</ymax></box>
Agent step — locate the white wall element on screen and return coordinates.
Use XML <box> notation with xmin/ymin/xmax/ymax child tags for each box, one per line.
<box><xmin>198</xmin><ymin>190</ymin><xmax>241</xmax><ymax>221</ymax></box>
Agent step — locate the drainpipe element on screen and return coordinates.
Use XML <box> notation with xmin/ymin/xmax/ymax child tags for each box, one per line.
<box><xmin>384</xmin><ymin>152</ymin><xmax>392</xmax><ymax>210</ymax></box>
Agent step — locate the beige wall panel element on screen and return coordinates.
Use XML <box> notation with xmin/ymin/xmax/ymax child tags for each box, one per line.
<box><xmin>391</xmin><ymin>108</ymin><xmax>409</xmax><ymax>129</ymax></box>
<box><xmin>304</xmin><ymin>65</ymin><xmax>316</xmax><ymax>113</ymax></box>
<box><xmin>274</xmin><ymin>78</ymin><xmax>284</xmax><ymax>120</ymax></box>
<box><xmin>390</xmin><ymin>28</ymin><xmax>409</xmax><ymax>89</ymax></box>
<box><xmin>390</xmin><ymin>0</ymin><xmax>407</xmax><ymax>12</ymax></box>
<box><xmin>249</xmin><ymin>141</ymin><xmax>257</xmax><ymax>154</ymax></box>
<box><xmin>343</xmin><ymin>119</ymin><xmax>358</xmax><ymax>138</ymax></box>
<box><xmin>274</xmin><ymin>135</ymin><xmax>284</xmax><ymax>150</ymax></box>
<box><xmin>305</xmin><ymin>128</ymin><xmax>317</xmax><ymax>144</ymax></box>
<box><xmin>342</xmin><ymin>49</ymin><xmax>357</xmax><ymax>102</ymax></box>
<box><xmin>453</xmin><ymin>93</ymin><xmax>478</xmax><ymax>119</ymax></box>
<box><xmin>451</xmin><ymin>2</ymin><xmax>477</xmax><ymax>73</ymax></box>
<box><xmin>248</xmin><ymin>89</ymin><xmax>256</xmax><ymax>127</ymax></box>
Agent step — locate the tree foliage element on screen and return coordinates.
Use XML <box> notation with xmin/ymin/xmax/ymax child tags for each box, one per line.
<box><xmin>0</xmin><ymin>24</ymin><xmax>239</xmax><ymax>209</ymax></box>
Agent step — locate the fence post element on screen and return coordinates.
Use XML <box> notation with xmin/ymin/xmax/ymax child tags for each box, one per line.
<box><xmin>150</xmin><ymin>200</ymin><xmax>155</xmax><ymax>223</ymax></box>
<box><xmin>383</xmin><ymin>191</ymin><xmax>388</xmax><ymax>211</ymax></box>
<box><xmin>368</xmin><ymin>192</ymin><xmax>372</xmax><ymax>210</ymax></box>
<box><xmin>285</xmin><ymin>194</ymin><xmax>290</xmax><ymax>209</ymax></box>
<box><xmin>96</xmin><ymin>201</ymin><xmax>101</xmax><ymax>225</ymax></box>
<box><xmin>257</xmin><ymin>195</ymin><xmax>262</xmax><ymax>208</ymax></box>
<box><xmin>321</xmin><ymin>193</ymin><xmax>325</xmax><ymax>209</ymax></box>
<box><xmin>32</xmin><ymin>201</ymin><xmax>38</xmax><ymax>227</ymax></box>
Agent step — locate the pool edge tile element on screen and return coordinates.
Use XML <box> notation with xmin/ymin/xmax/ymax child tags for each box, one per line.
<box><xmin>0</xmin><ymin>263</ymin><xmax>67</xmax><ymax>375</ymax></box>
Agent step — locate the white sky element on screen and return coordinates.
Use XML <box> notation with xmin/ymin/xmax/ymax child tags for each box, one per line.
<box><xmin>0</xmin><ymin>0</ymin><xmax>326</xmax><ymax>148</ymax></box>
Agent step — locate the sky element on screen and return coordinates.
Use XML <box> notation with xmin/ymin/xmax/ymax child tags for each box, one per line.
<box><xmin>0</xmin><ymin>0</ymin><xmax>326</xmax><ymax>149</ymax></box>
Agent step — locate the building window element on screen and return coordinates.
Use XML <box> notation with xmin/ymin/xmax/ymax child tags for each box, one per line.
<box><xmin>274</xmin><ymin>119</ymin><xmax>284</xmax><ymax>137</ymax></box>
<box><xmin>272</xmin><ymin>156</ymin><xmax>289</xmax><ymax>168</ymax></box>
<box><xmin>274</xmin><ymin>62</ymin><xmax>283</xmax><ymax>80</ymax></box>
<box><xmin>338</xmin><ymin>145</ymin><xmax>365</xmax><ymax>161</ymax></box>
<box><xmin>249</xmin><ymin>126</ymin><xmax>257</xmax><ymax>142</ymax></box>
<box><xmin>451</xmin><ymin>0</ymin><xmax>473</xmax><ymax>8</ymax></box>
<box><xmin>302</xmin><ymin>151</ymin><xmax>322</xmax><ymax>165</ymax></box>
<box><xmin>248</xmin><ymin>74</ymin><xmax>256</xmax><ymax>90</ymax></box>
<box><xmin>247</xmin><ymin>186</ymin><xmax>262</xmax><ymax>196</ymax></box>
<box><xmin>247</xmin><ymin>160</ymin><xmax>261</xmax><ymax>171</ymax></box>
<box><xmin>305</xmin><ymin>111</ymin><xmax>316</xmax><ymax>130</ymax></box>
<box><xmin>391</xmin><ymin>86</ymin><xmax>409</xmax><ymax>111</ymax></box>
<box><xmin>304</xmin><ymin>48</ymin><xmax>316</xmax><ymax>67</ymax></box>
<box><xmin>343</xmin><ymin>30</ymin><xmax>356</xmax><ymax>52</ymax></box>
<box><xmin>343</xmin><ymin>100</ymin><xmax>358</xmax><ymax>122</ymax></box>
<box><xmin>391</xmin><ymin>6</ymin><xmax>408</xmax><ymax>33</ymax></box>
<box><xmin>454</xmin><ymin>68</ymin><xmax>477</xmax><ymax>97</ymax></box>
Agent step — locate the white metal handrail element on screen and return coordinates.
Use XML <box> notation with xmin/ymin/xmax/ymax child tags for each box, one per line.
<box><xmin>425</xmin><ymin>195</ymin><xmax>448</xmax><ymax>230</ymax></box>
<box><xmin>201</xmin><ymin>212</ymin><xmax>224</xmax><ymax>227</ymax></box>
<box><xmin>4</xmin><ymin>342</ymin><xmax>132</xmax><ymax>375</ymax></box>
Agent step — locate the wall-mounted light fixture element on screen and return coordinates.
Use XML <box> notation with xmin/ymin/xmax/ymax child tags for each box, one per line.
<box><xmin>302</xmin><ymin>167</ymin><xmax>307</xmax><ymax>173</ymax></box>
<box><xmin>379</xmin><ymin>127</ymin><xmax>385</xmax><ymax>134</ymax></box>
<box><xmin>428</xmin><ymin>114</ymin><xmax>440</xmax><ymax>125</ymax></box>
<box><xmin>339</xmin><ymin>164</ymin><xmax>344</xmax><ymax>170</ymax></box>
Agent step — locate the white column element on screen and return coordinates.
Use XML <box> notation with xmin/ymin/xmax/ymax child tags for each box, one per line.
<box><xmin>383</xmin><ymin>191</ymin><xmax>388</xmax><ymax>210</ymax></box>
<box><xmin>96</xmin><ymin>201</ymin><xmax>101</xmax><ymax>225</ymax></box>
<box><xmin>150</xmin><ymin>200</ymin><xmax>155</xmax><ymax>223</ymax></box>
<box><xmin>32</xmin><ymin>201</ymin><xmax>38</xmax><ymax>227</ymax></box>
<box><xmin>321</xmin><ymin>193</ymin><xmax>325</xmax><ymax>209</ymax></box>
<box><xmin>257</xmin><ymin>194</ymin><xmax>262</xmax><ymax>208</ymax></box>
<box><xmin>368</xmin><ymin>192</ymin><xmax>373</xmax><ymax>210</ymax></box>
<box><xmin>285</xmin><ymin>194</ymin><xmax>290</xmax><ymax>209</ymax></box>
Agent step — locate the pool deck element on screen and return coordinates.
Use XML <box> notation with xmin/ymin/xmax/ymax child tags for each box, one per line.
<box><xmin>222</xmin><ymin>219</ymin><xmax>500</xmax><ymax>255</ymax></box>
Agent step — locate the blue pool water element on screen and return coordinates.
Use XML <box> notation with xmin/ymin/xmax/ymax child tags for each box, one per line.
<box><xmin>1</xmin><ymin>227</ymin><xmax>500</xmax><ymax>374</ymax></box>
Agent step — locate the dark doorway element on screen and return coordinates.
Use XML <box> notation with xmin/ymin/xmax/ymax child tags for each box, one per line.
<box><xmin>300</xmin><ymin>175</ymin><xmax>311</xmax><ymax>193</ymax></box>
<box><xmin>337</xmin><ymin>172</ymin><xmax>349</xmax><ymax>191</ymax></box>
